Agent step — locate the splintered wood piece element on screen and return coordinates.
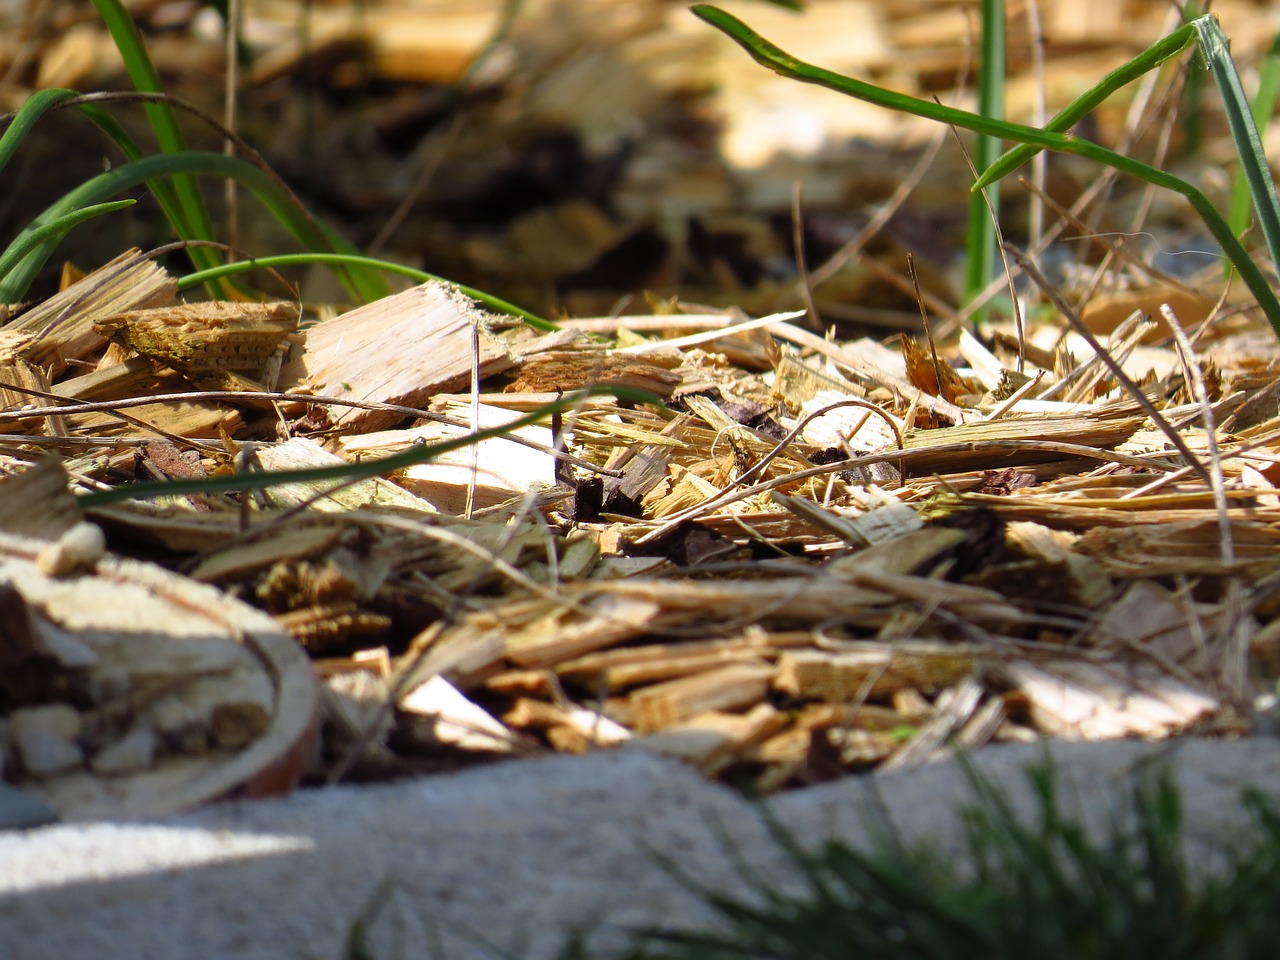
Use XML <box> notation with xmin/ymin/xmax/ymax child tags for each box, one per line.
<box><xmin>557</xmin><ymin>631</ymin><xmax>811</xmax><ymax>691</ymax></box>
<box><xmin>0</xmin><ymin>358</ymin><xmax>66</xmax><ymax>436</ymax></box>
<box><xmin>188</xmin><ymin>524</ymin><xmax>345</xmax><ymax>582</ymax></box>
<box><xmin>567</xmin><ymin>577</ymin><xmax>895</xmax><ymax>619</ymax></box>
<box><xmin>825</xmin><ymin>526</ymin><xmax>967</xmax><ymax>576</ymax></box>
<box><xmin>631</xmin><ymin>703</ymin><xmax>785</xmax><ymax>774</ymax></box>
<box><xmin>94</xmin><ymin>301</ymin><xmax>298</xmax><ymax>386</ymax></box>
<box><xmin>9</xmin><ymin>249</ymin><xmax>177</xmax><ymax>374</ymax></box>
<box><xmin>276</xmin><ymin>604</ymin><xmax>392</xmax><ymax>656</ymax></box>
<box><xmin>248</xmin><ymin>436</ymin><xmax>437</xmax><ymax>513</ymax></box>
<box><xmin>1088</xmin><ymin>580</ymin><xmax>1208</xmax><ymax>663</ymax></box>
<box><xmin>502</xmin><ymin>342</ymin><xmax>683</xmax><ymax>398</ymax></box>
<box><xmin>399</xmin><ymin>675</ymin><xmax>520</xmax><ymax>753</ymax></box>
<box><xmin>1079</xmin><ymin>287</ymin><xmax>1216</xmax><ymax>336</ymax></box>
<box><xmin>994</xmin><ymin>658</ymin><xmax>1217</xmax><ymax>739</ymax></box>
<box><xmin>775</xmin><ymin>645</ymin><xmax>981</xmax><ymax>702</ymax></box>
<box><xmin>280</xmin><ymin>281</ymin><xmax>526</xmax><ymax>433</ymax></box>
<box><xmin>895</xmin><ymin>406</ymin><xmax>1146</xmax><ymax>473</ymax></box>
<box><xmin>502</xmin><ymin>697</ymin><xmax>631</xmax><ymax>752</ymax></box>
<box><xmin>338</xmin><ymin>402</ymin><xmax>557</xmax><ymax>514</ymax></box>
<box><xmin>878</xmin><ymin>677</ymin><xmax>985</xmax><ymax>772</ymax></box>
<box><xmin>772</xmin><ymin>490</ymin><xmax>925</xmax><ymax>549</ymax></box>
<box><xmin>628</xmin><ymin>663</ymin><xmax>776</xmax><ymax>733</ymax></box>
<box><xmin>0</xmin><ymin>457</ymin><xmax>81</xmax><ymax>540</ymax></box>
<box><xmin>503</xmin><ymin>594</ymin><xmax>661</xmax><ymax>669</ymax></box>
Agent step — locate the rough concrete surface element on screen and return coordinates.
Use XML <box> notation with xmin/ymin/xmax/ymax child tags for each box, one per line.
<box><xmin>2</xmin><ymin>738</ymin><xmax>1279</xmax><ymax>960</ymax></box>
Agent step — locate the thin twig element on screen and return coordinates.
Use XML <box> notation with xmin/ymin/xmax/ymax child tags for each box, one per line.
<box><xmin>1003</xmin><ymin>243</ymin><xmax>1212</xmax><ymax>487</ymax></box>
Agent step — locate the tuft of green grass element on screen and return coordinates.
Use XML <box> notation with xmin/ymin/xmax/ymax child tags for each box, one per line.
<box><xmin>577</xmin><ymin>757</ymin><xmax>1280</xmax><ymax>960</ymax></box>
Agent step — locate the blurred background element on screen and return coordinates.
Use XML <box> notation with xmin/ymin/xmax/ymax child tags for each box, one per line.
<box><xmin>0</xmin><ymin>0</ymin><xmax>1277</xmax><ymax>326</ymax></box>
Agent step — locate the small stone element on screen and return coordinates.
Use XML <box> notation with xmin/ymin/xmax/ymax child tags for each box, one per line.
<box><xmin>11</xmin><ymin>704</ymin><xmax>84</xmax><ymax>777</ymax></box>
<box><xmin>211</xmin><ymin>702</ymin><xmax>268</xmax><ymax>749</ymax></box>
<box><xmin>35</xmin><ymin>521</ymin><xmax>106</xmax><ymax>577</ymax></box>
<box><xmin>90</xmin><ymin>727</ymin><xmax>157</xmax><ymax>775</ymax></box>
<box><xmin>11</xmin><ymin>703</ymin><xmax>81</xmax><ymax>740</ymax></box>
<box><xmin>0</xmin><ymin>783</ymin><xmax>58</xmax><ymax>830</ymax></box>
<box><xmin>14</xmin><ymin>729</ymin><xmax>83</xmax><ymax>777</ymax></box>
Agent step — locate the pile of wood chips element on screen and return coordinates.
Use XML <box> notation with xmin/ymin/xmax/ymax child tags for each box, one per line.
<box><xmin>1</xmin><ymin>245</ymin><xmax>1279</xmax><ymax>809</ymax></box>
<box><xmin>3</xmin><ymin>1</ymin><xmax>1280</xmax><ymax>815</ymax></box>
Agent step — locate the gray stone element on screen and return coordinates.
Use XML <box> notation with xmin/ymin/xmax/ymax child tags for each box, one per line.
<box><xmin>0</xmin><ymin>739</ymin><xmax>1276</xmax><ymax>960</ymax></box>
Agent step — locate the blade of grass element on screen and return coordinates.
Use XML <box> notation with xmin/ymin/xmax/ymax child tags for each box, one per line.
<box><xmin>973</xmin><ymin>23</ymin><xmax>1199</xmax><ymax>188</ymax></box>
<box><xmin>965</xmin><ymin>0</ymin><xmax>1005</xmax><ymax>323</ymax></box>
<box><xmin>0</xmin><ymin>151</ymin><xmax>378</xmax><ymax>302</ymax></box>
<box><xmin>1193</xmin><ymin>16</ymin><xmax>1280</xmax><ymax>280</ymax></box>
<box><xmin>89</xmin><ymin>0</ymin><xmax>218</xmax><ymax>265</ymax></box>
<box><xmin>176</xmin><ymin>252</ymin><xmax>557</xmax><ymax>330</ymax></box>
<box><xmin>0</xmin><ymin>88</ymin><xmax>82</xmax><ymax>173</ymax></box>
<box><xmin>69</xmin><ymin>93</ymin><xmax>388</xmax><ymax>302</ymax></box>
<box><xmin>1227</xmin><ymin>30</ymin><xmax>1280</xmax><ymax>243</ymax></box>
<box><xmin>0</xmin><ymin>200</ymin><xmax>135</xmax><ymax>282</ymax></box>
<box><xmin>76</xmin><ymin>385</ymin><xmax>662</xmax><ymax>506</ymax></box>
<box><xmin>691</xmin><ymin>5</ymin><xmax>1280</xmax><ymax>334</ymax></box>
<box><xmin>0</xmin><ymin>90</ymin><xmax>387</xmax><ymax>302</ymax></box>
<box><xmin>0</xmin><ymin>91</ymin><xmax>235</xmax><ymax>293</ymax></box>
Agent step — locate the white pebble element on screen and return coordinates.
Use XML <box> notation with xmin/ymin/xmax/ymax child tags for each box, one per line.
<box><xmin>36</xmin><ymin>522</ymin><xmax>106</xmax><ymax>577</ymax></box>
<box><xmin>90</xmin><ymin>727</ymin><xmax>157</xmax><ymax>776</ymax></box>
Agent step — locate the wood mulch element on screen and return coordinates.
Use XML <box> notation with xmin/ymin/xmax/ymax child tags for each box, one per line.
<box><xmin>2</xmin><ymin>1</ymin><xmax>1280</xmax><ymax>817</ymax></box>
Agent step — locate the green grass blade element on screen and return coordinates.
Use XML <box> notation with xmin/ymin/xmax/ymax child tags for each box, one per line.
<box><xmin>975</xmin><ymin>24</ymin><xmax>1199</xmax><ymax>188</ymax></box>
<box><xmin>965</xmin><ymin>0</ymin><xmax>1006</xmax><ymax>321</ymax></box>
<box><xmin>68</xmin><ymin>97</ymin><xmax>387</xmax><ymax>302</ymax></box>
<box><xmin>177</xmin><ymin>252</ymin><xmax>557</xmax><ymax>330</ymax></box>
<box><xmin>0</xmin><ymin>151</ymin><xmax>386</xmax><ymax>302</ymax></box>
<box><xmin>0</xmin><ymin>89</ymin><xmax>82</xmax><ymax>176</ymax></box>
<box><xmin>692</xmin><ymin>4</ymin><xmax>1280</xmax><ymax>334</ymax></box>
<box><xmin>692</xmin><ymin>5</ymin><xmax>1050</xmax><ymax>143</ymax></box>
<box><xmin>5</xmin><ymin>94</ymin><xmax>211</xmax><ymax>263</ymax></box>
<box><xmin>1228</xmin><ymin>30</ymin><xmax>1280</xmax><ymax>241</ymax></box>
<box><xmin>89</xmin><ymin>0</ymin><xmax>217</xmax><ymax>260</ymax></box>
<box><xmin>76</xmin><ymin>385</ymin><xmax>661</xmax><ymax>506</ymax></box>
<box><xmin>1194</xmin><ymin>16</ymin><xmax>1280</xmax><ymax>278</ymax></box>
<box><xmin>0</xmin><ymin>200</ymin><xmax>134</xmax><ymax>283</ymax></box>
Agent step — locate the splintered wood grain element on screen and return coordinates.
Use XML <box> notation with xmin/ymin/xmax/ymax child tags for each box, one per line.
<box><xmin>279</xmin><ymin>282</ymin><xmax>525</xmax><ymax>432</ymax></box>
<box><xmin>628</xmin><ymin>663</ymin><xmax>776</xmax><ymax>733</ymax></box>
<box><xmin>775</xmin><ymin>646</ymin><xmax>981</xmax><ymax>702</ymax></box>
<box><xmin>10</xmin><ymin>249</ymin><xmax>177</xmax><ymax>375</ymax></box>
<box><xmin>94</xmin><ymin>301</ymin><xmax>298</xmax><ymax>385</ymax></box>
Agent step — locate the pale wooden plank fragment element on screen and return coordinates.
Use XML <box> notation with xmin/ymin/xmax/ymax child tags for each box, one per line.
<box><xmin>628</xmin><ymin>663</ymin><xmax>776</xmax><ymax>733</ymax></box>
<box><xmin>775</xmin><ymin>646</ymin><xmax>981</xmax><ymax>702</ymax></box>
<box><xmin>279</xmin><ymin>282</ymin><xmax>527</xmax><ymax>433</ymax></box>
<box><xmin>249</xmin><ymin>436</ymin><xmax>437</xmax><ymax>513</ymax></box>
<box><xmin>630</xmin><ymin>703</ymin><xmax>785</xmax><ymax>774</ymax></box>
<box><xmin>399</xmin><ymin>675</ymin><xmax>520</xmax><ymax>753</ymax></box>
<box><xmin>9</xmin><ymin>249</ymin><xmax>177</xmax><ymax>375</ymax></box>
<box><xmin>338</xmin><ymin>402</ymin><xmax>556</xmax><ymax>514</ymax></box>
<box><xmin>995</xmin><ymin>658</ymin><xmax>1217</xmax><ymax>739</ymax></box>
<box><xmin>504</xmin><ymin>594</ymin><xmax>661</xmax><ymax>669</ymax></box>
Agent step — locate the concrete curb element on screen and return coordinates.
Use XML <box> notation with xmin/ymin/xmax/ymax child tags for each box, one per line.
<box><xmin>2</xmin><ymin>738</ymin><xmax>1277</xmax><ymax>960</ymax></box>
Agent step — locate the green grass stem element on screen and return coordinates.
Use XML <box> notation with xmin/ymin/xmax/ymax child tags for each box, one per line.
<box><xmin>964</xmin><ymin>0</ymin><xmax>1005</xmax><ymax>323</ymax></box>
<box><xmin>1193</xmin><ymin>16</ymin><xmax>1280</xmax><ymax>282</ymax></box>
<box><xmin>1228</xmin><ymin>31</ymin><xmax>1280</xmax><ymax>244</ymax></box>
<box><xmin>0</xmin><ymin>200</ymin><xmax>135</xmax><ymax>281</ymax></box>
<box><xmin>0</xmin><ymin>151</ymin><xmax>382</xmax><ymax>302</ymax></box>
<box><xmin>692</xmin><ymin>5</ymin><xmax>1280</xmax><ymax>335</ymax></box>
<box><xmin>177</xmin><ymin>252</ymin><xmax>557</xmax><ymax>330</ymax></box>
<box><xmin>76</xmin><ymin>385</ymin><xmax>660</xmax><ymax>506</ymax></box>
<box><xmin>89</xmin><ymin>0</ymin><xmax>220</xmax><ymax>273</ymax></box>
